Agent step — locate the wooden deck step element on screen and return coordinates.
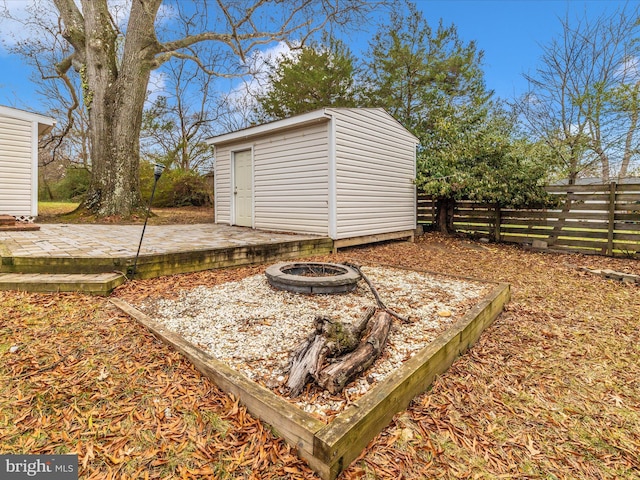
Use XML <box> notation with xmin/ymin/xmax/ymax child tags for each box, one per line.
<box><xmin>0</xmin><ymin>272</ymin><xmax>126</xmax><ymax>295</ymax></box>
<box><xmin>0</xmin><ymin>223</ymin><xmax>41</xmax><ymax>232</ymax></box>
<box><xmin>0</xmin><ymin>214</ymin><xmax>40</xmax><ymax>231</ymax></box>
<box><xmin>0</xmin><ymin>215</ymin><xmax>16</xmax><ymax>226</ymax></box>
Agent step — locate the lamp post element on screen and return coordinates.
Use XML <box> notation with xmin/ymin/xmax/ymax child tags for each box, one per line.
<box><xmin>130</xmin><ymin>163</ymin><xmax>165</xmax><ymax>278</ymax></box>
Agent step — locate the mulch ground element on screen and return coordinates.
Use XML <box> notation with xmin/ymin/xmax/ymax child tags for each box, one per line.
<box><xmin>1</xmin><ymin>233</ymin><xmax>639</xmax><ymax>479</ymax></box>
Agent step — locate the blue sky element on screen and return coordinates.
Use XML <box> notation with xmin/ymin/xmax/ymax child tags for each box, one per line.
<box><xmin>394</xmin><ymin>0</ymin><xmax>631</xmax><ymax>100</ymax></box>
<box><xmin>0</xmin><ymin>0</ymin><xmax>632</xmax><ymax>114</ymax></box>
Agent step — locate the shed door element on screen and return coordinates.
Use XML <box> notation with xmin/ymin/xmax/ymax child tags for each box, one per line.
<box><xmin>233</xmin><ymin>149</ymin><xmax>253</xmax><ymax>227</ymax></box>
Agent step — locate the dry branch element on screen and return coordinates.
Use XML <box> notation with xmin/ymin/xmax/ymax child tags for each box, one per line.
<box><xmin>346</xmin><ymin>263</ymin><xmax>411</xmax><ymax>323</ymax></box>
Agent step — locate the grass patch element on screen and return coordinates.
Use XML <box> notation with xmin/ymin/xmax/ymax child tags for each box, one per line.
<box><xmin>38</xmin><ymin>201</ymin><xmax>79</xmax><ymax>216</ymax></box>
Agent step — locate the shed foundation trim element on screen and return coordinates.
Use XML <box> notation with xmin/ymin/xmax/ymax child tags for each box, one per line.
<box><xmin>333</xmin><ymin>229</ymin><xmax>416</xmax><ymax>252</ymax></box>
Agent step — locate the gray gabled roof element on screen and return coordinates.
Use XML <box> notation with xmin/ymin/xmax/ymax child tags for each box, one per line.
<box><xmin>206</xmin><ymin>107</ymin><xmax>419</xmax><ymax>146</ymax></box>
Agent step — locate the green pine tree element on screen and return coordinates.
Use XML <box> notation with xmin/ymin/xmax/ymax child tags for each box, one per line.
<box><xmin>365</xmin><ymin>4</ymin><xmax>551</xmax><ymax>232</ymax></box>
<box><xmin>255</xmin><ymin>37</ymin><xmax>359</xmax><ymax>121</ymax></box>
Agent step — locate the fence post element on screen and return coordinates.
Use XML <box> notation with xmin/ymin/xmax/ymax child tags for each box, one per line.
<box><xmin>432</xmin><ymin>197</ymin><xmax>436</xmax><ymax>225</ymax></box>
<box><xmin>607</xmin><ymin>181</ymin><xmax>616</xmax><ymax>256</ymax></box>
<box><xmin>494</xmin><ymin>204</ymin><xmax>501</xmax><ymax>241</ymax></box>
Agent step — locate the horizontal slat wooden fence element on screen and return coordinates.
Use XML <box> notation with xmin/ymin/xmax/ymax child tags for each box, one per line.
<box><xmin>417</xmin><ymin>182</ymin><xmax>640</xmax><ymax>258</ymax></box>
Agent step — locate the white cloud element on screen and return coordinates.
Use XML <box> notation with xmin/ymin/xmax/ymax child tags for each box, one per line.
<box><xmin>213</xmin><ymin>41</ymin><xmax>300</xmax><ymax>131</ymax></box>
<box><xmin>146</xmin><ymin>70</ymin><xmax>168</xmax><ymax>104</ymax></box>
<box><xmin>234</xmin><ymin>41</ymin><xmax>299</xmax><ymax>98</ymax></box>
<box><xmin>107</xmin><ymin>0</ymin><xmax>132</xmax><ymax>30</ymax></box>
<box><xmin>0</xmin><ymin>0</ymin><xmax>51</xmax><ymax>50</ymax></box>
<box><xmin>522</xmin><ymin>91</ymin><xmax>540</xmax><ymax>106</ymax></box>
<box><xmin>618</xmin><ymin>55</ymin><xmax>640</xmax><ymax>83</ymax></box>
<box><xmin>248</xmin><ymin>41</ymin><xmax>299</xmax><ymax>71</ymax></box>
<box><xmin>108</xmin><ymin>0</ymin><xmax>176</xmax><ymax>32</ymax></box>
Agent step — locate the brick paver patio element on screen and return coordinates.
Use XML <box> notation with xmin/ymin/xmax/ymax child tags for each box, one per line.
<box><xmin>0</xmin><ymin>224</ymin><xmax>321</xmax><ymax>258</ymax></box>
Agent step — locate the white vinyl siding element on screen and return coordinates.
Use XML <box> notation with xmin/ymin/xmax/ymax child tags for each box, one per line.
<box><xmin>329</xmin><ymin>108</ymin><xmax>416</xmax><ymax>239</ymax></box>
<box><xmin>253</xmin><ymin>123</ymin><xmax>329</xmax><ymax>235</ymax></box>
<box><xmin>0</xmin><ymin>116</ymin><xmax>34</xmax><ymax>216</ymax></box>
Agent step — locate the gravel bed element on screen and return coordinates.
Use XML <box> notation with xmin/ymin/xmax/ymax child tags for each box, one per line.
<box><xmin>137</xmin><ymin>265</ymin><xmax>490</xmax><ymax>421</ymax></box>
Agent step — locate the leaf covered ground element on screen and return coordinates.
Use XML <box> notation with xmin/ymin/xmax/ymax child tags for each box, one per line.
<box><xmin>1</xmin><ymin>233</ymin><xmax>639</xmax><ymax>479</ymax></box>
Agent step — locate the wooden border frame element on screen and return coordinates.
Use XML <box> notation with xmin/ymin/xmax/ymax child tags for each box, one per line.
<box><xmin>111</xmin><ymin>276</ymin><xmax>509</xmax><ymax>479</ymax></box>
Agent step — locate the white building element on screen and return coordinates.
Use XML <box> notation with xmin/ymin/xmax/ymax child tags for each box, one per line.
<box><xmin>0</xmin><ymin>105</ymin><xmax>55</xmax><ymax>220</ymax></box>
<box><xmin>207</xmin><ymin>108</ymin><xmax>419</xmax><ymax>248</ymax></box>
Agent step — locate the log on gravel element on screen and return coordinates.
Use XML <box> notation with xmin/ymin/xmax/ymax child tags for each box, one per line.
<box><xmin>317</xmin><ymin>310</ymin><xmax>393</xmax><ymax>394</ymax></box>
<box><xmin>286</xmin><ymin>334</ymin><xmax>327</xmax><ymax>397</ymax></box>
<box><xmin>287</xmin><ymin>307</ymin><xmax>376</xmax><ymax>397</ymax></box>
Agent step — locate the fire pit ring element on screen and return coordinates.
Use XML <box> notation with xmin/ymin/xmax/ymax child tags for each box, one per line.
<box><xmin>265</xmin><ymin>262</ymin><xmax>361</xmax><ymax>294</ymax></box>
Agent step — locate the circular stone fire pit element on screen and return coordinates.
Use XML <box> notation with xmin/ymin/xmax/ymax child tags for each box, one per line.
<box><xmin>265</xmin><ymin>262</ymin><xmax>361</xmax><ymax>294</ymax></box>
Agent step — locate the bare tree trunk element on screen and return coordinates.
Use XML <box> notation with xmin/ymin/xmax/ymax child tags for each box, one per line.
<box><xmin>39</xmin><ymin>167</ymin><xmax>54</xmax><ymax>201</ymax></box>
<box><xmin>81</xmin><ymin>0</ymin><xmax>160</xmax><ymax>217</ymax></box>
<box><xmin>595</xmin><ymin>146</ymin><xmax>610</xmax><ymax>183</ymax></box>
<box><xmin>549</xmin><ymin>178</ymin><xmax>576</xmax><ymax>246</ymax></box>
<box><xmin>56</xmin><ymin>0</ymin><xmax>162</xmax><ymax>218</ymax></box>
<box><xmin>83</xmin><ymin>90</ymin><xmax>147</xmax><ymax>216</ymax></box>
<box><xmin>619</xmin><ymin>83</ymin><xmax>639</xmax><ymax>179</ymax></box>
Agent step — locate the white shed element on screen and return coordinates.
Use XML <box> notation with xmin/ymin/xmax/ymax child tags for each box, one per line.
<box><xmin>207</xmin><ymin>108</ymin><xmax>419</xmax><ymax>247</ymax></box>
<box><xmin>0</xmin><ymin>105</ymin><xmax>55</xmax><ymax>220</ymax></box>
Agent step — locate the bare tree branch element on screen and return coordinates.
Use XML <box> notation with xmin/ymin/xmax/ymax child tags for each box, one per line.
<box><xmin>516</xmin><ymin>4</ymin><xmax>640</xmax><ymax>181</ymax></box>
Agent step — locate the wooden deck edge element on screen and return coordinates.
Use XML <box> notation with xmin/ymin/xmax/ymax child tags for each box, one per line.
<box><xmin>0</xmin><ymin>225</ymin><xmax>41</xmax><ymax>232</ymax></box>
<box><xmin>130</xmin><ymin>238</ymin><xmax>334</xmax><ymax>279</ymax></box>
<box><xmin>3</xmin><ymin>257</ymin><xmax>127</xmax><ymax>274</ymax></box>
<box><xmin>109</xmin><ymin>298</ymin><xmax>325</xmax><ymax>461</ymax></box>
<box><xmin>1</xmin><ymin>238</ymin><xmax>334</xmax><ymax>276</ymax></box>
<box><xmin>313</xmin><ymin>283</ymin><xmax>511</xmax><ymax>476</ymax></box>
<box><xmin>0</xmin><ymin>273</ymin><xmax>126</xmax><ymax>295</ymax></box>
